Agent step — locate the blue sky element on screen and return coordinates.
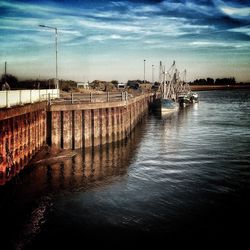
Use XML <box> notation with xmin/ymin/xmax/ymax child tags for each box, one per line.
<box><xmin>0</xmin><ymin>0</ymin><xmax>250</xmax><ymax>82</ymax></box>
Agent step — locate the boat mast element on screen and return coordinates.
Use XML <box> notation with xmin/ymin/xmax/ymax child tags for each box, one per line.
<box><xmin>159</xmin><ymin>61</ymin><xmax>162</xmax><ymax>83</ymax></box>
<box><xmin>163</xmin><ymin>66</ymin><xmax>167</xmax><ymax>99</ymax></box>
<box><xmin>159</xmin><ymin>61</ymin><xmax>166</xmax><ymax>99</ymax></box>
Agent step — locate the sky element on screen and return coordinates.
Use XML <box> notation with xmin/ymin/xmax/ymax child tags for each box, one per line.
<box><xmin>0</xmin><ymin>0</ymin><xmax>250</xmax><ymax>82</ymax></box>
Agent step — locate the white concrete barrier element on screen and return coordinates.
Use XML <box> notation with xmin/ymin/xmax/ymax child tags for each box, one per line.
<box><xmin>0</xmin><ymin>89</ymin><xmax>59</xmax><ymax>108</ymax></box>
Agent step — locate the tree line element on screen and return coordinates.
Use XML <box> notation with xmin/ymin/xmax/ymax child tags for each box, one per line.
<box><xmin>189</xmin><ymin>77</ymin><xmax>236</xmax><ymax>85</ymax></box>
<box><xmin>1</xmin><ymin>73</ymin><xmax>150</xmax><ymax>91</ymax></box>
<box><xmin>1</xmin><ymin>74</ymin><xmax>78</xmax><ymax>91</ymax></box>
<box><xmin>2</xmin><ymin>73</ymin><xmax>243</xmax><ymax>91</ymax></box>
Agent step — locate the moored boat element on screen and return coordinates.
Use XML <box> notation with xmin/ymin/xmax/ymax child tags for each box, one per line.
<box><xmin>161</xmin><ymin>98</ymin><xmax>178</xmax><ymax>113</ymax></box>
<box><xmin>178</xmin><ymin>92</ymin><xmax>199</xmax><ymax>106</ymax></box>
<box><xmin>159</xmin><ymin>61</ymin><xmax>179</xmax><ymax>114</ymax></box>
<box><xmin>190</xmin><ymin>92</ymin><xmax>199</xmax><ymax>103</ymax></box>
<box><xmin>178</xmin><ymin>94</ymin><xmax>191</xmax><ymax>107</ymax></box>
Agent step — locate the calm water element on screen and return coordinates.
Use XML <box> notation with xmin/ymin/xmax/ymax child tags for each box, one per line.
<box><xmin>1</xmin><ymin>90</ymin><xmax>250</xmax><ymax>249</ymax></box>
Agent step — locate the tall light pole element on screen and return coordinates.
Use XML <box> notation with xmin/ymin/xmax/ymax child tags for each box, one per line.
<box><xmin>143</xmin><ymin>59</ymin><xmax>146</xmax><ymax>84</ymax></box>
<box><xmin>4</xmin><ymin>61</ymin><xmax>7</xmax><ymax>76</ymax></box>
<box><xmin>39</xmin><ymin>24</ymin><xmax>58</xmax><ymax>89</ymax></box>
<box><xmin>152</xmin><ymin>64</ymin><xmax>154</xmax><ymax>84</ymax></box>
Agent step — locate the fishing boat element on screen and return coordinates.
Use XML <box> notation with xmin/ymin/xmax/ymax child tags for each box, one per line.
<box><xmin>158</xmin><ymin>61</ymin><xmax>198</xmax><ymax>111</ymax></box>
<box><xmin>178</xmin><ymin>94</ymin><xmax>191</xmax><ymax>107</ymax></box>
<box><xmin>161</xmin><ymin>98</ymin><xmax>178</xmax><ymax>113</ymax></box>
<box><xmin>173</xmin><ymin>70</ymin><xmax>199</xmax><ymax>106</ymax></box>
<box><xmin>190</xmin><ymin>92</ymin><xmax>199</xmax><ymax>103</ymax></box>
<box><xmin>178</xmin><ymin>92</ymin><xmax>199</xmax><ymax>106</ymax></box>
<box><xmin>160</xmin><ymin>61</ymin><xmax>179</xmax><ymax>114</ymax></box>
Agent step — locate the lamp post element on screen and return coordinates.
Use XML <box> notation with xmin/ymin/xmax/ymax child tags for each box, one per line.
<box><xmin>4</xmin><ymin>61</ymin><xmax>7</xmax><ymax>76</ymax></box>
<box><xmin>152</xmin><ymin>64</ymin><xmax>154</xmax><ymax>84</ymax></box>
<box><xmin>143</xmin><ymin>59</ymin><xmax>146</xmax><ymax>84</ymax></box>
<box><xmin>39</xmin><ymin>24</ymin><xmax>58</xmax><ymax>90</ymax></box>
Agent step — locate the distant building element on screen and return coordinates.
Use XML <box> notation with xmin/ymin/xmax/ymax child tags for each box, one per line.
<box><xmin>77</xmin><ymin>82</ymin><xmax>89</xmax><ymax>89</ymax></box>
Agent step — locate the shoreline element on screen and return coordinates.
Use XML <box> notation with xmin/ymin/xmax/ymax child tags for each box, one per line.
<box><xmin>190</xmin><ymin>84</ymin><xmax>250</xmax><ymax>91</ymax></box>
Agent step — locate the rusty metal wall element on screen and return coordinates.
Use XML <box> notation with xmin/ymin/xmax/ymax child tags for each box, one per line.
<box><xmin>0</xmin><ymin>102</ymin><xmax>47</xmax><ymax>185</ymax></box>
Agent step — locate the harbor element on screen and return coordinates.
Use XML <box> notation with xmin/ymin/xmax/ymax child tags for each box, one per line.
<box><xmin>0</xmin><ymin>59</ymin><xmax>199</xmax><ymax>185</ymax></box>
<box><xmin>0</xmin><ymin>60</ymin><xmax>249</xmax><ymax>248</ymax></box>
<box><xmin>0</xmin><ymin>90</ymin><xmax>249</xmax><ymax>248</ymax></box>
<box><xmin>0</xmin><ymin>90</ymin><xmax>159</xmax><ymax>185</ymax></box>
<box><xmin>1</xmin><ymin>0</ymin><xmax>250</xmax><ymax>248</ymax></box>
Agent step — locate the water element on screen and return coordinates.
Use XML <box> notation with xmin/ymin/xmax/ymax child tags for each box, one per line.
<box><xmin>1</xmin><ymin>90</ymin><xmax>250</xmax><ymax>249</ymax></box>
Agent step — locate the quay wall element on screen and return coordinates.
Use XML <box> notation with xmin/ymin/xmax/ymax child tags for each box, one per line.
<box><xmin>48</xmin><ymin>94</ymin><xmax>152</xmax><ymax>149</ymax></box>
<box><xmin>0</xmin><ymin>102</ymin><xmax>47</xmax><ymax>185</ymax></box>
<box><xmin>0</xmin><ymin>93</ymin><xmax>156</xmax><ymax>185</ymax></box>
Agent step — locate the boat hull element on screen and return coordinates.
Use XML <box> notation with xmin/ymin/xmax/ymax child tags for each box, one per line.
<box><xmin>190</xmin><ymin>93</ymin><xmax>199</xmax><ymax>103</ymax></box>
<box><xmin>178</xmin><ymin>92</ymin><xmax>199</xmax><ymax>106</ymax></box>
<box><xmin>161</xmin><ymin>99</ymin><xmax>178</xmax><ymax>113</ymax></box>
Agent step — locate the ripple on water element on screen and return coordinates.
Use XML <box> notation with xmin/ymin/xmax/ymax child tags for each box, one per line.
<box><xmin>1</xmin><ymin>90</ymin><xmax>250</xmax><ymax>248</ymax></box>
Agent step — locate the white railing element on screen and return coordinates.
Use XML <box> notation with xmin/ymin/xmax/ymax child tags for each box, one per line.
<box><xmin>0</xmin><ymin>89</ymin><xmax>59</xmax><ymax>108</ymax></box>
<box><xmin>51</xmin><ymin>92</ymin><xmax>130</xmax><ymax>104</ymax></box>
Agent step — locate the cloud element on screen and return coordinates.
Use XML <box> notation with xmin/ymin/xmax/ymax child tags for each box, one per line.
<box><xmin>216</xmin><ymin>0</ymin><xmax>250</xmax><ymax>20</ymax></box>
<box><xmin>220</xmin><ymin>5</ymin><xmax>250</xmax><ymax>19</ymax></box>
<box><xmin>1</xmin><ymin>0</ymin><xmax>250</xmax><ymax>81</ymax></box>
<box><xmin>221</xmin><ymin>6</ymin><xmax>250</xmax><ymax>17</ymax></box>
<box><xmin>0</xmin><ymin>0</ymin><xmax>246</xmax><ymax>54</ymax></box>
<box><xmin>190</xmin><ymin>41</ymin><xmax>234</xmax><ymax>48</ymax></box>
<box><xmin>87</xmin><ymin>34</ymin><xmax>123</xmax><ymax>42</ymax></box>
<box><xmin>78</xmin><ymin>19</ymin><xmax>142</xmax><ymax>33</ymax></box>
<box><xmin>230</xmin><ymin>26</ymin><xmax>250</xmax><ymax>36</ymax></box>
<box><xmin>1</xmin><ymin>0</ymin><xmax>248</xmax><ymax>46</ymax></box>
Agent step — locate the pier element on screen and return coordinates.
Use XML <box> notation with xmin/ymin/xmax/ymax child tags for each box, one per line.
<box><xmin>0</xmin><ymin>90</ymin><xmax>159</xmax><ymax>185</ymax></box>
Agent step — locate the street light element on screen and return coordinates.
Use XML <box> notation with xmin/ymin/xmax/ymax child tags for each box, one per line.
<box><xmin>152</xmin><ymin>64</ymin><xmax>154</xmax><ymax>84</ymax></box>
<box><xmin>144</xmin><ymin>59</ymin><xmax>146</xmax><ymax>84</ymax></box>
<box><xmin>39</xmin><ymin>24</ymin><xmax>58</xmax><ymax>89</ymax></box>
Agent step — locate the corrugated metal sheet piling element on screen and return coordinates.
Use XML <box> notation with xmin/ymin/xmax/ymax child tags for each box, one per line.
<box><xmin>0</xmin><ymin>93</ymin><xmax>158</xmax><ymax>185</ymax></box>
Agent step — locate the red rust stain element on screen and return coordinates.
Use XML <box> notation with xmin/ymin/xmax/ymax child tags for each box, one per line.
<box><xmin>0</xmin><ymin>105</ymin><xmax>46</xmax><ymax>185</ymax></box>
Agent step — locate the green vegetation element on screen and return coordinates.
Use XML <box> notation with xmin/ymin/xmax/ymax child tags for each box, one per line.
<box><xmin>2</xmin><ymin>73</ymin><xmax>248</xmax><ymax>92</ymax></box>
<box><xmin>190</xmin><ymin>77</ymin><xmax>236</xmax><ymax>85</ymax></box>
<box><xmin>1</xmin><ymin>74</ymin><xmax>78</xmax><ymax>91</ymax></box>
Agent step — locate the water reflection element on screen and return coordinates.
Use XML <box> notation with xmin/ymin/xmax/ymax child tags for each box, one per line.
<box><xmin>151</xmin><ymin>106</ymin><xmax>194</xmax><ymax>148</ymax></box>
<box><xmin>1</xmin><ymin>90</ymin><xmax>250</xmax><ymax>249</ymax></box>
<box><xmin>0</xmin><ymin>121</ymin><xmax>147</xmax><ymax>250</ymax></box>
<box><xmin>26</xmin><ymin>127</ymin><xmax>145</xmax><ymax>193</ymax></box>
<box><xmin>42</xmin><ymin>144</ymin><xmax>133</xmax><ymax>192</ymax></box>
